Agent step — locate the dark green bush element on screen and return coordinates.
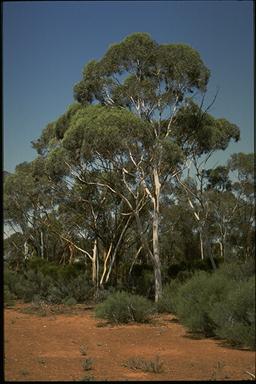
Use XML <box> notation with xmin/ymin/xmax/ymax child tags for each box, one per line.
<box><xmin>93</xmin><ymin>286</ymin><xmax>116</xmax><ymax>303</ymax></box>
<box><xmin>4</xmin><ymin>262</ymin><xmax>93</xmax><ymax>305</ymax></box>
<box><xmin>217</xmin><ymin>260</ymin><xmax>255</xmax><ymax>283</ymax></box>
<box><xmin>128</xmin><ymin>265</ymin><xmax>154</xmax><ymax>298</ymax></box>
<box><xmin>157</xmin><ymin>280</ymin><xmax>182</xmax><ymax>314</ymax></box>
<box><xmin>175</xmin><ymin>271</ymin><xmax>235</xmax><ymax>336</ymax></box>
<box><xmin>4</xmin><ymin>285</ymin><xmax>16</xmax><ymax>307</ymax></box>
<box><xmin>4</xmin><ymin>267</ymin><xmax>19</xmax><ymax>288</ymax></box>
<box><xmin>210</xmin><ymin>276</ymin><xmax>255</xmax><ymax>350</ymax></box>
<box><xmin>63</xmin><ymin>297</ymin><xmax>77</xmax><ymax>306</ymax></box>
<box><xmin>95</xmin><ymin>291</ymin><xmax>155</xmax><ymax>324</ymax></box>
<box><xmin>65</xmin><ymin>274</ymin><xmax>94</xmax><ymax>303</ymax></box>
<box><xmin>46</xmin><ymin>284</ymin><xmax>66</xmax><ymax>304</ymax></box>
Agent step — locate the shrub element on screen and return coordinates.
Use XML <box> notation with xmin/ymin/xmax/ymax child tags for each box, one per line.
<box><xmin>123</xmin><ymin>355</ymin><xmax>165</xmax><ymax>373</ymax></box>
<box><xmin>63</xmin><ymin>297</ymin><xmax>77</xmax><ymax>306</ymax></box>
<box><xmin>4</xmin><ymin>267</ymin><xmax>19</xmax><ymax>289</ymax></box>
<box><xmin>4</xmin><ymin>285</ymin><xmax>16</xmax><ymax>307</ymax></box>
<box><xmin>93</xmin><ymin>287</ymin><xmax>116</xmax><ymax>303</ymax></box>
<box><xmin>175</xmin><ymin>271</ymin><xmax>235</xmax><ymax>336</ymax></box>
<box><xmin>128</xmin><ymin>265</ymin><xmax>154</xmax><ymax>298</ymax></box>
<box><xmin>217</xmin><ymin>260</ymin><xmax>255</xmax><ymax>283</ymax></box>
<box><xmin>95</xmin><ymin>291</ymin><xmax>155</xmax><ymax>324</ymax></box>
<box><xmin>210</xmin><ymin>276</ymin><xmax>255</xmax><ymax>350</ymax></box>
<box><xmin>82</xmin><ymin>358</ymin><xmax>93</xmax><ymax>371</ymax></box>
<box><xmin>46</xmin><ymin>284</ymin><xmax>66</xmax><ymax>304</ymax></box>
<box><xmin>65</xmin><ymin>274</ymin><xmax>94</xmax><ymax>303</ymax></box>
<box><xmin>157</xmin><ymin>280</ymin><xmax>182</xmax><ymax>314</ymax></box>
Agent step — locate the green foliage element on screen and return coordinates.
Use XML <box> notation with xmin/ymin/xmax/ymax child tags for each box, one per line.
<box><xmin>74</xmin><ymin>33</ymin><xmax>210</xmax><ymax>108</ymax></box>
<box><xmin>4</xmin><ymin>285</ymin><xmax>16</xmax><ymax>307</ymax></box>
<box><xmin>157</xmin><ymin>280</ymin><xmax>182</xmax><ymax>314</ymax></box>
<box><xmin>169</xmin><ymin>263</ymin><xmax>255</xmax><ymax>349</ymax></box>
<box><xmin>95</xmin><ymin>291</ymin><xmax>155</xmax><ymax>324</ymax></box>
<box><xmin>128</xmin><ymin>265</ymin><xmax>154</xmax><ymax>298</ymax></box>
<box><xmin>210</xmin><ymin>276</ymin><xmax>255</xmax><ymax>350</ymax></box>
<box><xmin>4</xmin><ymin>262</ymin><xmax>93</xmax><ymax>305</ymax></box>
<box><xmin>63</xmin><ymin>297</ymin><xmax>77</xmax><ymax>305</ymax></box>
<box><xmin>217</xmin><ymin>260</ymin><xmax>255</xmax><ymax>283</ymax></box>
<box><xmin>175</xmin><ymin>271</ymin><xmax>235</xmax><ymax>336</ymax></box>
<box><xmin>173</xmin><ymin>100</ymin><xmax>239</xmax><ymax>156</ymax></box>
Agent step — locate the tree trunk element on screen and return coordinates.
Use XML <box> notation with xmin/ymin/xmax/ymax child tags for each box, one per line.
<box><xmin>217</xmin><ymin>239</ymin><xmax>223</xmax><ymax>259</ymax></box>
<box><xmin>100</xmin><ymin>244</ymin><xmax>112</xmax><ymax>286</ymax></box>
<box><xmin>24</xmin><ymin>240</ymin><xmax>29</xmax><ymax>260</ymax></box>
<box><xmin>203</xmin><ymin>227</ymin><xmax>216</xmax><ymax>270</ymax></box>
<box><xmin>199</xmin><ymin>230</ymin><xmax>204</xmax><ymax>260</ymax></box>
<box><xmin>105</xmin><ymin>215</ymin><xmax>132</xmax><ymax>284</ymax></box>
<box><xmin>152</xmin><ymin>167</ymin><xmax>162</xmax><ymax>302</ymax></box>
<box><xmin>40</xmin><ymin>231</ymin><xmax>44</xmax><ymax>259</ymax></box>
<box><xmin>92</xmin><ymin>238</ymin><xmax>98</xmax><ymax>286</ymax></box>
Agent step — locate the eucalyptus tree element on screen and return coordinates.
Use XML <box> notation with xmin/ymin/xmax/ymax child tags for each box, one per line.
<box><xmin>34</xmin><ymin>33</ymin><xmax>239</xmax><ymax>301</ymax></box>
<box><xmin>4</xmin><ymin>158</ymin><xmax>67</xmax><ymax>264</ymax></box>
<box><xmin>4</xmin><ymin>161</ymin><xmax>44</xmax><ymax>260</ymax></box>
<box><xmin>227</xmin><ymin>153</ymin><xmax>255</xmax><ymax>260</ymax></box>
<box><xmin>172</xmin><ymin>100</ymin><xmax>240</xmax><ymax>268</ymax></box>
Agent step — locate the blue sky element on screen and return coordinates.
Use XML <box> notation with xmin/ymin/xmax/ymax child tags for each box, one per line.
<box><xmin>3</xmin><ymin>0</ymin><xmax>254</xmax><ymax>173</ymax></box>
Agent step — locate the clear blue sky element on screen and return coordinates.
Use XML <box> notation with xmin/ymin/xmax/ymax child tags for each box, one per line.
<box><xmin>3</xmin><ymin>0</ymin><xmax>254</xmax><ymax>173</ymax></box>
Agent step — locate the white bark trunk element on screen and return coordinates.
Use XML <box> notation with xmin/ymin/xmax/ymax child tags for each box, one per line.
<box><xmin>199</xmin><ymin>231</ymin><xmax>204</xmax><ymax>260</ymax></box>
<box><xmin>24</xmin><ymin>241</ymin><xmax>29</xmax><ymax>260</ymax></box>
<box><xmin>100</xmin><ymin>244</ymin><xmax>113</xmax><ymax>286</ymax></box>
<box><xmin>105</xmin><ymin>215</ymin><xmax>132</xmax><ymax>283</ymax></box>
<box><xmin>92</xmin><ymin>239</ymin><xmax>98</xmax><ymax>285</ymax></box>
<box><xmin>40</xmin><ymin>231</ymin><xmax>44</xmax><ymax>259</ymax></box>
<box><xmin>152</xmin><ymin>166</ymin><xmax>162</xmax><ymax>302</ymax></box>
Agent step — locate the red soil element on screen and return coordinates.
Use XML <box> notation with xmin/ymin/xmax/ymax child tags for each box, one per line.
<box><xmin>4</xmin><ymin>303</ymin><xmax>255</xmax><ymax>381</ymax></box>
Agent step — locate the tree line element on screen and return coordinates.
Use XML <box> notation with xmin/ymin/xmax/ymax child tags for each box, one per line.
<box><xmin>4</xmin><ymin>33</ymin><xmax>254</xmax><ymax>302</ymax></box>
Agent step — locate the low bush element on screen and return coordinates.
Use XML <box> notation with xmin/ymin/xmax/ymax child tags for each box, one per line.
<box><xmin>157</xmin><ymin>280</ymin><xmax>182</xmax><ymax>314</ymax></box>
<box><xmin>95</xmin><ymin>291</ymin><xmax>155</xmax><ymax>324</ymax></box>
<box><xmin>210</xmin><ymin>276</ymin><xmax>255</xmax><ymax>350</ymax></box>
<box><xmin>4</xmin><ymin>263</ymin><xmax>94</xmax><ymax>305</ymax></box>
<box><xmin>82</xmin><ymin>358</ymin><xmax>93</xmax><ymax>371</ymax></box>
<box><xmin>65</xmin><ymin>274</ymin><xmax>94</xmax><ymax>303</ymax></box>
<box><xmin>46</xmin><ymin>284</ymin><xmax>66</xmax><ymax>304</ymax></box>
<box><xmin>123</xmin><ymin>355</ymin><xmax>165</xmax><ymax>373</ymax></box>
<box><xmin>217</xmin><ymin>260</ymin><xmax>255</xmax><ymax>283</ymax></box>
<box><xmin>175</xmin><ymin>271</ymin><xmax>235</xmax><ymax>336</ymax></box>
<box><xmin>62</xmin><ymin>297</ymin><xmax>77</xmax><ymax>306</ymax></box>
<box><xmin>4</xmin><ymin>267</ymin><xmax>19</xmax><ymax>289</ymax></box>
<box><xmin>4</xmin><ymin>285</ymin><xmax>16</xmax><ymax>307</ymax></box>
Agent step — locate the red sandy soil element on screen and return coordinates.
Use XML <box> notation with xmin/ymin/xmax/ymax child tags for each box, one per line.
<box><xmin>4</xmin><ymin>303</ymin><xmax>255</xmax><ymax>381</ymax></box>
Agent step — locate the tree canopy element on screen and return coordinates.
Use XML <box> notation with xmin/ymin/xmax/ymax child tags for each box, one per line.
<box><xmin>5</xmin><ymin>33</ymin><xmax>253</xmax><ymax>303</ymax></box>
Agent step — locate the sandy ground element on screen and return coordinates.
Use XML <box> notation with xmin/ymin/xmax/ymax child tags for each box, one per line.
<box><xmin>4</xmin><ymin>303</ymin><xmax>255</xmax><ymax>381</ymax></box>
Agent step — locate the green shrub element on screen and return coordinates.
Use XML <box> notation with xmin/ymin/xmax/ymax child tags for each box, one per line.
<box><xmin>57</xmin><ymin>263</ymin><xmax>83</xmax><ymax>281</ymax></box>
<box><xmin>95</xmin><ymin>291</ymin><xmax>155</xmax><ymax>324</ymax></box>
<box><xmin>210</xmin><ymin>276</ymin><xmax>255</xmax><ymax>350</ymax></box>
<box><xmin>63</xmin><ymin>297</ymin><xmax>77</xmax><ymax>306</ymax></box>
<box><xmin>93</xmin><ymin>287</ymin><xmax>116</xmax><ymax>303</ymax></box>
<box><xmin>4</xmin><ymin>267</ymin><xmax>19</xmax><ymax>289</ymax></box>
<box><xmin>4</xmin><ymin>285</ymin><xmax>16</xmax><ymax>307</ymax></box>
<box><xmin>217</xmin><ymin>260</ymin><xmax>255</xmax><ymax>283</ymax></box>
<box><xmin>175</xmin><ymin>271</ymin><xmax>235</xmax><ymax>336</ymax></box>
<box><xmin>128</xmin><ymin>265</ymin><xmax>154</xmax><ymax>298</ymax></box>
<box><xmin>4</xmin><ymin>260</ymin><xmax>94</xmax><ymax>305</ymax></box>
<box><xmin>65</xmin><ymin>274</ymin><xmax>94</xmax><ymax>303</ymax></box>
<box><xmin>46</xmin><ymin>284</ymin><xmax>66</xmax><ymax>304</ymax></box>
<box><xmin>157</xmin><ymin>280</ymin><xmax>182</xmax><ymax>314</ymax></box>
